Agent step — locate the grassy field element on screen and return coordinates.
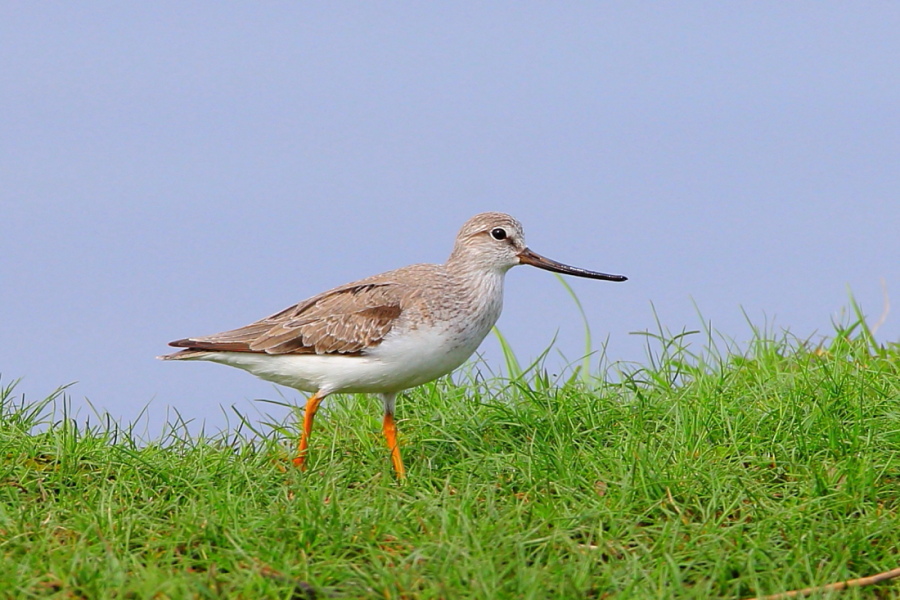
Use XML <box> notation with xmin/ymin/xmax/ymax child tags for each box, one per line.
<box><xmin>1</xmin><ymin>315</ymin><xmax>899</xmax><ymax>599</ymax></box>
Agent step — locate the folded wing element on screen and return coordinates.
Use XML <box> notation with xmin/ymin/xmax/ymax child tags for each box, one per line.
<box><xmin>167</xmin><ymin>282</ymin><xmax>403</xmax><ymax>356</ymax></box>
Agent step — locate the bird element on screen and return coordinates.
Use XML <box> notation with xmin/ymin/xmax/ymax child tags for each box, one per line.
<box><xmin>159</xmin><ymin>212</ymin><xmax>626</xmax><ymax>477</ymax></box>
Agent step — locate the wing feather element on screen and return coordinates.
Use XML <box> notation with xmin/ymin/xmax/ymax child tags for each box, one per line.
<box><xmin>167</xmin><ymin>282</ymin><xmax>404</xmax><ymax>356</ymax></box>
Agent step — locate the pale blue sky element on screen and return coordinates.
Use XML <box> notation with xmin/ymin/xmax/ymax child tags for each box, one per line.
<box><xmin>2</xmin><ymin>4</ymin><xmax>898</xmax><ymax>434</ymax></box>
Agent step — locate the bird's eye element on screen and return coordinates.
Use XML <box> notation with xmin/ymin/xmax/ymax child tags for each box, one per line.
<box><xmin>490</xmin><ymin>228</ymin><xmax>507</xmax><ymax>241</ymax></box>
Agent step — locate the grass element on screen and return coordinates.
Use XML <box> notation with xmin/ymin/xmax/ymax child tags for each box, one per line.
<box><xmin>1</xmin><ymin>312</ymin><xmax>899</xmax><ymax>599</ymax></box>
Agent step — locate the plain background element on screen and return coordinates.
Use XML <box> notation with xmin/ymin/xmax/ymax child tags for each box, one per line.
<box><xmin>2</xmin><ymin>4</ymin><xmax>898</xmax><ymax>435</ymax></box>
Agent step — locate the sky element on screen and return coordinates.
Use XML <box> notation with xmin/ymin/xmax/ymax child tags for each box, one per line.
<box><xmin>2</xmin><ymin>3</ymin><xmax>898</xmax><ymax>436</ymax></box>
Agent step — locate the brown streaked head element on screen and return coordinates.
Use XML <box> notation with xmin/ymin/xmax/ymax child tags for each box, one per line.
<box><xmin>448</xmin><ymin>211</ymin><xmax>627</xmax><ymax>282</ymax></box>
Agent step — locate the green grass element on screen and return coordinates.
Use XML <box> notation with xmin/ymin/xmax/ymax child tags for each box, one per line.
<box><xmin>1</xmin><ymin>314</ymin><xmax>899</xmax><ymax>599</ymax></box>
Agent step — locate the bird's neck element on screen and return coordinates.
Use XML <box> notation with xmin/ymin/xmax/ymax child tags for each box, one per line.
<box><xmin>445</xmin><ymin>258</ymin><xmax>507</xmax><ymax>315</ymax></box>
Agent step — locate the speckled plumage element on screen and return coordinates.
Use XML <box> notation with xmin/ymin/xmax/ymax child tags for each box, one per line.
<box><xmin>159</xmin><ymin>212</ymin><xmax>626</xmax><ymax>477</ymax></box>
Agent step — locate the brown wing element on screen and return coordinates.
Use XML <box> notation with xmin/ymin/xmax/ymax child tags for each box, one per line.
<box><xmin>167</xmin><ymin>282</ymin><xmax>404</xmax><ymax>356</ymax></box>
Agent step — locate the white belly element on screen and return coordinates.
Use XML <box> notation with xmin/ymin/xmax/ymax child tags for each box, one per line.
<box><xmin>186</xmin><ymin>322</ymin><xmax>491</xmax><ymax>395</ymax></box>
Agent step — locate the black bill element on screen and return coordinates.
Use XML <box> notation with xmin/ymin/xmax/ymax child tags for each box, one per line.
<box><xmin>517</xmin><ymin>248</ymin><xmax>627</xmax><ymax>282</ymax></box>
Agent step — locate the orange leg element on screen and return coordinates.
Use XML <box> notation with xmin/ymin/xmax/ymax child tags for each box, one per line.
<box><xmin>382</xmin><ymin>411</ymin><xmax>406</xmax><ymax>479</ymax></box>
<box><xmin>293</xmin><ymin>391</ymin><xmax>325</xmax><ymax>469</ymax></box>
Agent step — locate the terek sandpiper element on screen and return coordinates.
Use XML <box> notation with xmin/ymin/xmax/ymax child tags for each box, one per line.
<box><xmin>159</xmin><ymin>212</ymin><xmax>626</xmax><ymax>477</ymax></box>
